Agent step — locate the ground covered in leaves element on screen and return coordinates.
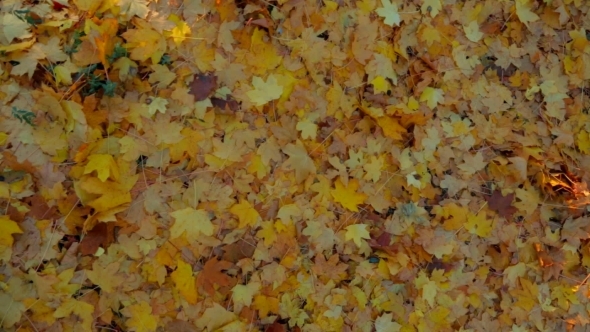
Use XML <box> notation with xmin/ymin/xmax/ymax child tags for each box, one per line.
<box><xmin>2</xmin><ymin>0</ymin><xmax>590</xmax><ymax>331</ymax></box>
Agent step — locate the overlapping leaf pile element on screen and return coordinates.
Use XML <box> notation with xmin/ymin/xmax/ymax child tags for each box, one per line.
<box><xmin>1</xmin><ymin>0</ymin><xmax>590</xmax><ymax>330</ymax></box>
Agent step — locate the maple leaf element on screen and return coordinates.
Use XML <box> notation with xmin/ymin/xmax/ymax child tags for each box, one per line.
<box><xmin>83</xmin><ymin>154</ymin><xmax>120</xmax><ymax>182</ymax></box>
<box><xmin>420</xmin><ymin>87</ymin><xmax>444</xmax><ymax>109</ymax></box>
<box><xmin>54</xmin><ymin>298</ymin><xmax>94</xmax><ymax>330</ymax></box>
<box><xmin>232</xmin><ymin>281</ymin><xmax>261</xmax><ymax>307</ymax></box>
<box><xmin>331</xmin><ymin>178</ymin><xmax>368</xmax><ymax>212</ymax></box>
<box><xmin>195</xmin><ymin>303</ymin><xmax>241</xmax><ymax>331</ymax></box>
<box><xmin>247</xmin><ymin>74</ymin><xmax>283</xmax><ymax>106</ymax></box>
<box><xmin>86</xmin><ymin>261</ymin><xmax>125</xmax><ymax>292</ymax></box>
<box><xmin>296</xmin><ymin>119</ymin><xmax>318</xmax><ymax>140</ymax></box>
<box><xmin>465</xmin><ymin>211</ymin><xmax>494</xmax><ymax>238</ymax></box>
<box><xmin>0</xmin><ymin>13</ymin><xmax>32</xmax><ymax>43</ymax></box>
<box><xmin>147</xmin><ymin>97</ymin><xmax>168</xmax><ymax>115</ymax></box>
<box><xmin>230</xmin><ymin>199</ymin><xmax>261</xmax><ymax>228</ymax></box>
<box><xmin>486</xmin><ymin>190</ymin><xmax>517</xmax><ymax>219</ymax></box>
<box><xmin>464</xmin><ymin>21</ymin><xmax>484</xmax><ymax>42</ymax></box>
<box><xmin>345</xmin><ymin>224</ymin><xmax>371</xmax><ymax>247</ymax></box>
<box><xmin>170</xmin><ymin>208</ymin><xmax>214</xmax><ymax>242</ymax></box>
<box><xmin>0</xmin><ymin>293</ymin><xmax>25</xmax><ymax>329</ymax></box>
<box><xmin>254</xmin><ymin>295</ymin><xmax>280</xmax><ymax>318</ymax></box>
<box><xmin>197</xmin><ymin>258</ymin><xmax>234</xmax><ymax>296</ymax></box>
<box><xmin>0</xmin><ymin>215</ymin><xmax>23</xmax><ymax>262</ymax></box>
<box><xmin>118</xmin><ymin>0</ymin><xmax>150</xmax><ymax>19</ymax></box>
<box><xmin>375</xmin><ymin>312</ymin><xmax>402</xmax><ymax>332</ymax></box>
<box><xmin>515</xmin><ymin>0</ymin><xmax>539</xmax><ymax>28</ymax></box>
<box><xmin>171</xmin><ymin>259</ymin><xmax>198</xmax><ymax>304</ymax></box>
<box><xmin>121</xmin><ymin>301</ymin><xmax>158</xmax><ymax>332</ymax></box>
<box><xmin>376</xmin><ymin>0</ymin><xmax>401</xmax><ymax>27</ymax></box>
<box><xmin>376</xmin><ymin>116</ymin><xmax>407</xmax><ymax>140</ymax></box>
<box><xmin>282</xmin><ymin>140</ymin><xmax>316</xmax><ymax>183</ymax></box>
<box><xmin>189</xmin><ymin>73</ymin><xmax>217</xmax><ymax>101</ymax></box>
<box><xmin>311</xmin><ymin>254</ymin><xmax>348</xmax><ymax>281</ymax></box>
<box><xmin>421</xmin><ymin>0</ymin><xmax>442</xmax><ymax>17</ymax></box>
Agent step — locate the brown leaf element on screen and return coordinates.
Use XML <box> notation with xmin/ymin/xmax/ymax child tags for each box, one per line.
<box><xmin>166</xmin><ymin>320</ymin><xmax>197</xmax><ymax>332</ymax></box>
<box><xmin>196</xmin><ymin>257</ymin><xmax>234</xmax><ymax>295</ymax></box>
<box><xmin>25</xmin><ymin>194</ymin><xmax>58</xmax><ymax>220</ymax></box>
<box><xmin>311</xmin><ymin>254</ymin><xmax>348</xmax><ymax>282</ymax></box>
<box><xmin>189</xmin><ymin>73</ymin><xmax>217</xmax><ymax>101</ymax></box>
<box><xmin>221</xmin><ymin>238</ymin><xmax>256</xmax><ymax>263</ymax></box>
<box><xmin>486</xmin><ymin>190</ymin><xmax>517</xmax><ymax>219</ymax></box>
<box><xmin>79</xmin><ymin>222</ymin><xmax>114</xmax><ymax>256</ymax></box>
<box><xmin>211</xmin><ymin>96</ymin><xmax>239</xmax><ymax>113</ymax></box>
<box><xmin>1</xmin><ymin>151</ymin><xmax>37</xmax><ymax>175</ymax></box>
<box><xmin>265</xmin><ymin>321</ymin><xmax>287</xmax><ymax>332</ymax></box>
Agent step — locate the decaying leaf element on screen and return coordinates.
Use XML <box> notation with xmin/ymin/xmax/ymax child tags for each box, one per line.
<box><xmin>2</xmin><ymin>0</ymin><xmax>590</xmax><ymax>330</ymax></box>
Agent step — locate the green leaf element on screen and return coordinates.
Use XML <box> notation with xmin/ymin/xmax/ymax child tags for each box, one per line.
<box><xmin>108</xmin><ymin>44</ymin><xmax>128</xmax><ymax>63</ymax></box>
<box><xmin>11</xmin><ymin>107</ymin><xmax>35</xmax><ymax>126</ymax></box>
<box><xmin>102</xmin><ymin>80</ymin><xmax>117</xmax><ymax>97</ymax></box>
<box><xmin>159</xmin><ymin>54</ymin><xmax>171</xmax><ymax>65</ymax></box>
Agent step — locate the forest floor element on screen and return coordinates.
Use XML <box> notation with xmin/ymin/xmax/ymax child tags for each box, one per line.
<box><xmin>1</xmin><ymin>0</ymin><xmax>590</xmax><ymax>331</ymax></box>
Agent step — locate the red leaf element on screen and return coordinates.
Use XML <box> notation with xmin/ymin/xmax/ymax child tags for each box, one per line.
<box><xmin>188</xmin><ymin>73</ymin><xmax>217</xmax><ymax>101</ymax></box>
<box><xmin>79</xmin><ymin>222</ymin><xmax>114</xmax><ymax>256</ymax></box>
<box><xmin>52</xmin><ymin>1</ymin><xmax>69</xmax><ymax>10</ymax></box>
<box><xmin>196</xmin><ymin>257</ymin><xmax>234</xmax><ymax>295</ymax></box>
<box><xmin>486</xmin><ymin>190</ymin><xmax>517</xmax><ymax>219</ymax></box>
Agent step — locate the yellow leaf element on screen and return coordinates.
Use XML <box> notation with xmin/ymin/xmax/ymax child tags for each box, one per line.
<box><xmin>358</xmin><ymin>0</ymin><xmax>376</xmax><ymax>14</ymax></box>
<box><xmin>113</xmin><ymin>57</ymin><xmax>137</xmax><ymax>81</ymax></box>
<box><xmin>83</xmin><ymin>154</ymin><xmax>120</xmax><ymax>182</ymax></box>
<box><xmin>171</xmin><ymin>259</ymin><xmax>198</xmax><ymax>304</ymax></box>
<box><xmin>376</xmin><ymin>116</ymin><xmax>406</xmax><ymax>140</ymax></box>
<box><xmin>256</xmin><ymin>221</ymin><xmax>277</xmax><ymax>246</ymax></box>
<box><xmin>277</xmin><ymin>203</ymin><xmax>301</xmax><ymax>225</ymax></box>
<box><xmin>247</xmin><ymin>74</ymin><xmax>284</xmax><ymax>106</ymax></box>
<box><xmin>438</xmin><ymin>203</ymin><xmax>468</xmax><ymax>231</ymax></box>
<box><xmin>420</xmin><ymin>87</ymin><xmax>444</xmax><ymax>110</ymax></box>
<box><xmin>0</xmin><ymin>293</ymin><xmax>25</xmax><ymax>328</ymax></box>
<box><xmin>1</xmin><ymin>13</ymin><xmax>33</xmax><ymax>43</ymax></box>
<box><xmin>119</xmin><ymin>0</ymin><xmax>150</xmax><ymax>19</ymax></box>
<box><xmin>420</xmin><ymin>25</ymin><xmax>441</xmax><ymax>47</ymax></box>
<box><xmin>351</xmin><ymin>286</ymin><xmax>368</xmax><ymax>309</ymax></box>
<box><xmin>253</xmin><ymin>295</ymin><xmax>279</xmax><ymax>318</ymax></box>
<box><xmin>296</xmin><ymin>119</ymin><xmax>318</xmax><ymax>140</ymax></box>
<box><xmin>0</xmin><ymin>38</ymin><xmax>35</xmax><ymax>53</ymax></box>
<box><xmin>87</xmin><ymin>190</ymin><xmax>131</xmax><ymax>214</ymax></box>
<box><xmin>170</xmin><ymin>208</ymin><xmax>215</xmax><ymax>241</ymax></box>
<box><xmin>232</xmin><ymin>282</ymin><xmax>260</xmax><ymax>307</ymax></box>
<box><xmin>54</xmin><ymin>298</ymin><xmax>94</xmax><ymax>330</ymax></box>
<box><xmin>0</xmin><ymin>216</ymin><xmax>23</xmax><ymax>262</ymax></box>
<box><xmin>282</xmin><ymin>140</ymin><xmax>317</xmax><ymax>183</ymax></box>
<box><xmin>331</xmin><ymin>178</ymin><xmax>367</xmax><ymax>212</ymax></box>
<box><xmin>86</xmin><ymin>261</ymin><xmax>124</xmax><ymax>293</ymax></box>
<box><xmin>345</xmin><ymin>224</ymin><xmax>371</xmax><ymax>247</ymax></box>
<box><xmin>515</xmin><ymin>0</ymin><xmax>539</xmax><ymax>28</ymax></box>
<box><xmin>421</xmin><ymin>0</ymin><xmax>442</xmax><ymax>17</ymax></box>
<box><xmin>169</xmin><ymin>19</ymin><xmax>191</xmax><ymax>46</ymax></box>
<box><xmin>147</xmin><ymin>97</ymin><xmax>168</xmax><ymax>115</ymax></box>
<box><xmin>375</xmin><ymin>312</ymin><xmax>402</xmax><ymax>332</ymax></box>
<box><xmin>464</xmin><ymin>21</ymin><xmax>483</xmax><ymax>42</ymax></box>
<box><xmin>577</xmin><ymin>130</ymin><xmax>590</xmax><ymax>154</ymax></box>
<box><xmin>54</xmin><ymin>65</ymin><xmax>72</xmax><ymax>86</ymax></box>
<box><xmin>376</xmin><ymin>0</ymin><xmax>400</xmax><ymax>27</ymax></box>
<box><xmin>371</xmin><ymin>76</ymin><xmax>389</xmax><ymax>94</ymax></box>
<box><xmin>422</xmin><ymin>279</ymin><xmax>438</xmax><ymax>307</ymax></box>
<box><xmin>465</xmin><ymin>211</ymin><xmax>493</xmax><ymax>237</ymax></box>
<box><xmin>230</xmin><ymin>200</ymin><xmax>261</xmax><ymax>228</ymax></box>
<box><xmin>122</xmin><ymin>301</ymin><xmax>158</xmax><ymax>332</ymax></box>
<box><xmin>121</xmin><ymin>21</ymin><xmax>165</xmax><ymax>63</ymax></box>
<box><xmin>73</xmin><ymin>0</ymin><xmax>104</xmax><ymax>13</ymax></box>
